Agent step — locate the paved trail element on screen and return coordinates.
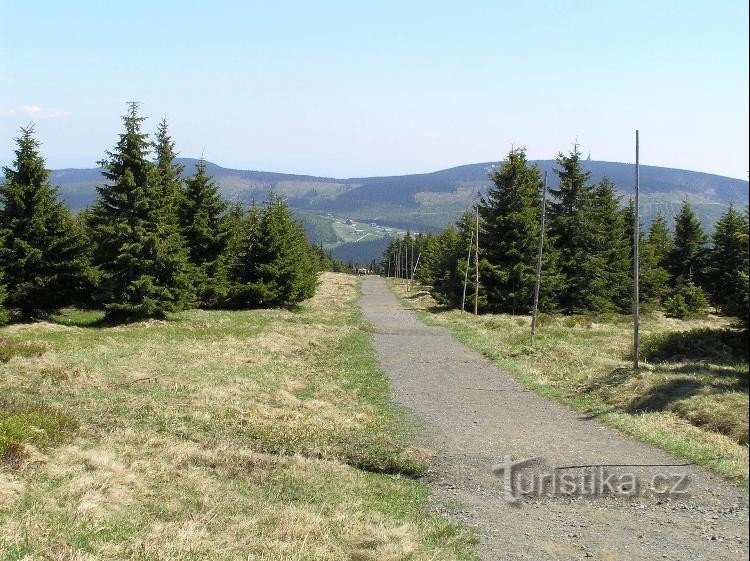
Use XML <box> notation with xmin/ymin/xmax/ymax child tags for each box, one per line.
<box><xmin>358</xmin><ymin>277</ymin><xmax>748</xmax><ymax>561</ymax></box>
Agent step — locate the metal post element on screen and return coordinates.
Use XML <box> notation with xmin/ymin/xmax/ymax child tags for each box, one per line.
<box><xmin>474</xmin><ymin>206</ymin><xmax>479</xmax><ymax>315</ymax></box>
<box><xmin>531</xmin><ymin>171</ymin><xmax>548</xmax><ymax>345</ymax></box>
<box><xmin>461</xmin><ymin>230</ymin><xmax>474</xmax><ymax>312</ymax></box>
<box><xmin>633</xmin><ymin>130</ymin><xmax>640</xmax><ymax>370</ymax></box>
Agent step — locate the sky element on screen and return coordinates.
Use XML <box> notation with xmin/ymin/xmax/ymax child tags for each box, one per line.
<box><xmin>1</xmin><ymin>0</ymin><xmax>748</xmax><ymax>179</ymax></box>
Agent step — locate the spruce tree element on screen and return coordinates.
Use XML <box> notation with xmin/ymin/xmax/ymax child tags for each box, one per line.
<box><xmin>180</xmin><ymin>159</ymin><xmax>229</xmax><ymax>305</ymax></box>
<box><xmin>547</xmin><ymin>147</ymin><xmax>592</xmax><ymax>312</ymax></box>
<box><xmin>422</xmin><ymin>226</ymin><xmax>463</xmax><ymax>305</ymax></box>
<box><xmin>646</xmin><ymin>213</ymin><xmax>673</xmax><ymax>268</ymax></box>
<box><xmin>548</xmin><ymin>147</ymin><xmax>630</xmax><ymax>313</ymax></box>
<box><xmin>88</xmin><ymin>103</ymin><xmax>194</xmax><ymax>320</ymax></box>
<box><xmin>638</xmin><ymin>213</ymin><xmax>672</xmax><ymax>306</ymax></box>
<box><xmin>478</xmin><ymin>148</ymin><xmax>544</xmax><ymax>314</ymax></box>
<box><xmin>228</xmin><ymin>195</ymin><xmax>317</xmax><ymax>307</ymax></box>
<box><xmin>0</xmin><ymin>125</ymin><xmax>91</xmax><ymax>318</ymax></box>
<box><xmin>667</xmin><ymin>199</ymin><xmax>707</xmax><ymax>288</ymax></box>
<box><xmin>708</xmin><ymin>204</ymin><xmax>749</xmax><ymax>325</ymax></box>
<box><xmin>584</xmin><ymin>179</ymin><xmax>631</xmax><ymax>312</ymax></box>
<box><xmin>154</xmin><ymin>117</ymin><xmax>185</xmax><ymax>214</ymax></box>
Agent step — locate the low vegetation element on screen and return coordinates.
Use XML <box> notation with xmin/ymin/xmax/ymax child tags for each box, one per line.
<box><xmin>390</xmin><ymin>280</ymin><xmax>749</xmax><ymax>487</ymax></box>
<box><xmin>0</xmin><ymin>274</ymin><xmax>477</xmax><ymax>560</ymax></box>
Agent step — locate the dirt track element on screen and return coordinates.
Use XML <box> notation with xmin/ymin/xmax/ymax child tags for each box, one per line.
<box><xmin>358</xmin><ymin>277</ymin><xmax>749</xmax><ymax>561</ymax></box>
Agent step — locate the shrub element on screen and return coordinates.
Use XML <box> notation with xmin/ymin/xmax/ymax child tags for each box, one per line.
<box><xmin>665</xmin><ymin>281</ymin><xmax>708</xmax><ymax>319</ymax></box>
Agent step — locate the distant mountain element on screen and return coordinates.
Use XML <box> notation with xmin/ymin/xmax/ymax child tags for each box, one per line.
<box><xmin>47</xmin><ymin>158</ymin><xmax>748</xmax><ymax>261</ymax></box>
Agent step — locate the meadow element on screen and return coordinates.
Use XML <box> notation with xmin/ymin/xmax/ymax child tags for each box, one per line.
<box><xmin>0</xmin><ymin>274</ymin><xmax>477</xmax><ymax>561</ymax></box>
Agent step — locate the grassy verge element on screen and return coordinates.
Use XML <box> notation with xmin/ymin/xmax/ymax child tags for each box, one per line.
<box><xmin>389</xmin><ymin>280</ymin><xmax>749</xmax><ymax>488</ymax></box>
<box><xmin>0</xmin><ymin>273</ymin><xmax>477</xmax><ymax>560</ymax></box>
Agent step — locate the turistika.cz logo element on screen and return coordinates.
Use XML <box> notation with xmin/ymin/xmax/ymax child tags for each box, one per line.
<box><xmin>491</xmin><ymin>456</ymin><xmax>691</xmax><ymax>504</ymax></box>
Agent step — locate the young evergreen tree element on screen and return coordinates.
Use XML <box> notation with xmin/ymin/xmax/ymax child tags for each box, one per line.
<box><xmin>88</xmin><ymin>104</ymin><xmax>194</xmax><ymax>320</ymax></box>
<box><xmin>422</xmin><ymin>226</ymin><xmax>463</xmax><ymax>305</ymax></box>
<box><xmin>180</xmin><ymin>159</ymin><xmax>229</xmax><ymax>305</ymax></box>
<box><xmin>0</xmin><ymin>125</ymin><xmax>91</xmax><ymax>319</ymax></box>
<box><xmin>153</xmin><ymin>117</ymin><xmax>185</xmax><ymax>214</ymax></box>
<box><xmin>585</xmin><ymin>179</ymin><xmax>632</xmax><ymax>312</ymax></box>
<box><xmin>227</xmin><ymin>195</ymin><xmax>317</xmax><ymax>307</ymax></box>
<box><xmin>548</xmin><ymin>147</ymin><xmax>631</xmax><ymax>313</ymax></box>
<box><xmin>708</xmin><ymin>204</ymin><xmax>749</xmax><ymax>325</ymax></box>
<box><xmin>638</xmin><ymin>212</ymin><xmax>672</xmax><ymax>307</ymax></box>
<box><xmin>478</xmin><ymin>148</ymin><xmax>544</xmax><ymax>314</ymax></box>
<box><xmin>646</xmin><ymin>213</ymin><xmax>673</xmax><ymax>268</ymax></box>
<box><xmin>547</xmin><ymin>147</ymin><xmax>593</xmax><ymax>312</ymax></box>
<box><xmin>667</xmin><ymin>199</ymin><xmax>707</xmax><ymax>288</ymax></box>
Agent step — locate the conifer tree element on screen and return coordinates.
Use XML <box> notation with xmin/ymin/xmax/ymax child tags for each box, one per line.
<box><xmin>547</xmin><ymin>147</ymin><xmax>593</xmax><ymax>312</ymax></box>
<box><xmin>88</xmin><ymin>103</ymin><xmax>194</xmax><ymax>320</ymax></box>
<box><xmin>646</xmin><ymin>213</ymin><xmax>673</xmax><ymax>268</ymax></box>
<box><xmin>180</xmin><ymin>159</ymin><xmax>229</xmax><ymax>305</ymax></box>
<box><xmin>548</xmin><ymin>147</ymin><xmax>631</xmax><ymax>313</ymax></box>
<box><xmin>154</xmin><ymin>117</ymin><xmax>185</xmax><ymax>214</ymax></box>
<box><xmin>227</xmin><ymin>195</ymin><xmax>317</xmax><ymax>307</ymax></box>
<box><xmin>708</xmin><ymin>204</ymin><xmax>749</xmax><ymax>325</ymax></box>
<box><xmin>422</xmin><ymin>226</ymin><xmax>463</xmax><ymax>305</ymax></box>
<box><xmin>638</xmin><ymin>212</ymin><xmax>672</xmax><ymax>306</ymax></box>
<box><xmin>478</xmin><ymin>148</ymin><xmax>544</xmax><ymax>314</ymax></box>
<box><xmin>584</xmin><ymin>179</ymin><xmax>632</xmax><ymax>312</ymax></box>
<box><xmin>667</xmin><ymin>199</ymin><xmax>707</xmax><ymax>287</ymax></box>
<box><xmin>0</xmin><ymin>125</ymin><xmax>91</xmax><ymax>318</ymax></box>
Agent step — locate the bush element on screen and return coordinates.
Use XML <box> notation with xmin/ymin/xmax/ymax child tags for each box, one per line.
<box><xmin>665</xmin><ymin>281</ymin><xmax>708</xmax><ymax>319</ymax></box>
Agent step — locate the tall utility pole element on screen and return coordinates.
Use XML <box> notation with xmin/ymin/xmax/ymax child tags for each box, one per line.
<box><xmin>474</xmin><ymin>206</ymin><xmax>480</xmax><ymax>315</ymax></box>
<box><xmin>633</xmin><ymin>130</ymin><xmax>641</xmax><ymax>370</ymax></box>
<box><xmin>531</xmin><ymin>171</ymin><xmax>548</xmax><ymax>345</ymax></box>
<box><xmin>461</xmin><ymin>229</ymin><xmax>474</xmax><ymax>312</ymax></box>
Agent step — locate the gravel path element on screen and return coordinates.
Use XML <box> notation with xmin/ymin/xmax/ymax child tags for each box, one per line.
<box><xmin>358</xmin><ymin>277</ymin><xmax>748</xmax><ymax>561</ymax></box>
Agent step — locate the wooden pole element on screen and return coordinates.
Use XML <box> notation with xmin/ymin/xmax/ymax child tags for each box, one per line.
<box><xmin>461</xmin><ymin>229</ymin><xmax>474</xmax><ymax>313</ymax></box>
<box><xmin>531</xmin><ymin>171</ymin><xmax>548</xmax><ymax>345</ymax></box>
<box><xmin>633</xmin><ymin>130</ymin><xmax>640</xmax><ymax>370</ymax></box>
<box><xmin>411</xmin><ymin>252</ymin><xmax>421</xmax><ymax>284</ymax></box>
<box><xmin>474</xmin><ymin>206</ymin><xmax>479</xmax><ymax>315</ymax></box>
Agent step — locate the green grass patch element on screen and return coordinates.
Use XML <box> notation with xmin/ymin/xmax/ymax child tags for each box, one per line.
<box><xmin>0</xmin><ymin>338</ymin><xmax>46</xmax><ymax>362</ymax></box>
<box><xmin>0</xmin><ymin>399</ymin><xmax>78</xmax><ymax>462</ymax></box>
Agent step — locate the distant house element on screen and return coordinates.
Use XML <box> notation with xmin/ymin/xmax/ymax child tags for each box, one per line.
<box><xmin>345</xmin><ymin>218</ymin><xmax>355</xmax><ymax>226</ymax></box>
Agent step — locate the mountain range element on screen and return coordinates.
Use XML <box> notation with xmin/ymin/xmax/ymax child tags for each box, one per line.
<box><xmin>48</xmin><ymin>159</ymin><xmax>749</xmax><ymax>263</ymax></box>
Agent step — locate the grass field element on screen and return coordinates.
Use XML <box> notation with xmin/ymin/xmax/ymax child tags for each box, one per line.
<box><xmin>0</xmin><ymin>273</ymin><xmax>477</xmax><ymax>561</ymax></box>
<box><xmin>389</xmin><ymin>280</ymin><xmax>749</xmax><ymax>488</ymax></box>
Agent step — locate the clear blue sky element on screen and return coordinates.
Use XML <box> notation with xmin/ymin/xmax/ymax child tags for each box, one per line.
<box><xmin>1</xmin><ymin>0</ymin><xmax>748</xmax><ymax>179</ymax></box>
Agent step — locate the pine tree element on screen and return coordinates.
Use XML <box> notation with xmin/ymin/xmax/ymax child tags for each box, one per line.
<box><xmin>153</xmin><ymin>117</ymin><xmax>185</xmax><ymax>214</ymax></box>
<box><xmin>584</xmin><ymin>179</ymin><xmax>631</xmax><ymax>312</ymax></box>
<box><xmin>88</xmin><ymin>103</ymin><xmax>194</xmax><ymax>320</ymax></box>
<box><xmin>547</xmin><ymin>147</ymin><xmax>592</xmax><ymax>312</ymax></box>
<box><xmin>227</xmin><ymin>195</ymin><xmax>318</xmax><ymax>307</ymax></box>
<box><xmin>547</xmin><ymin>147</ymin><xmax>632</xmax><ymax>313</ymax></box>
<box><xmin>646</xmin><ymin>213</ymin><xmax>673</xmax><ymax>269</ymax></box>
<box><xmin>478</xmin><ymin>148</ymin><xmax>544</xmax><ymax>314</ymax></box>
<box><xmin>667</xmin><ymin>199</ymin><xmax>707</xmax><ymax>288</ymax></box>
<box><xmin>180</xmin><ymin>159</ymin><xmax>229</xmax><ymax>305</ymax></box>
<box><xmin>0</xmin><ymin>125</ymin><xmax>91</xmax><ymax>319</ymax></box>
<box><xmin>708</xmin><ymin>204</ymin><xmax>749</xmax><ymax>325</ymax></box>
<box><xmin>638</xmin><ymin>212</ymin><xmax>672</xmax><ymax>306</ymax></box>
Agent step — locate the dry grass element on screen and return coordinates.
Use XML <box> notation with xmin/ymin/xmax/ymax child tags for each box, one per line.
<box><xmin>391</xmin><ymin>280</ymin><xmax>749</xmax><ymax>487</ymax></box>
<box><xmin>0</xmin><ymin>273</ymin><xmax>477</xmax><ymax>560</ymax></box>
